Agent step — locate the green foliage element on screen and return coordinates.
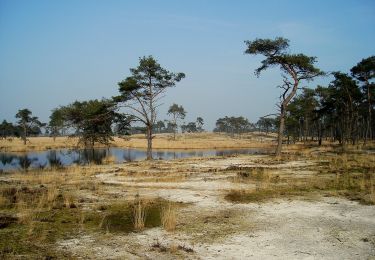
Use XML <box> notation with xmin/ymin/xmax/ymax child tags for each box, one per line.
<box><xmin>196</xmin><ymin>117</ymin><xmax>204</xmax><ymax>132</ymax></box>
<box><xmin>181</xmin><ymin>118</ymin><xmax>204</xmax><ymax>133</ymax></box>
<box><xmin>61</xmin><ymin>99</ymin><xmax>122</xmax><ymax>147</ymax></box>
<box><xmin>244</xmin><ymin>37</ymin><xmax>324</xmax><ymax>80</ymax></box>
<box><xmin>244</xmin><ymin>37</ymin><xmax>323</xmax><ymax>155</ymax></box>
<box><xmin>115</xmin><ymin>56</ymin><xmax>185</xmax><ymax>159</ymax></box>
<box><xmin>0</xmin><ymin>120</ymin><xmax>20</xmax><ymax>138</ymax></box>
<box><xmin>48</xmin><ymin>108</ymin><xmax>65</xmax><ymax>139</ymax></box>
<box><xmin>153</xmin><ymin>120</ymin><xmax>166</xmax><ymax>133</ymax></box>
<box><xmin>256</xmin><ymin>117</ymin><xmax>277</xmax><ymax>134</ymax></box>
<box><xmin>15</xmin><ymin>109</ymin><xmax>32</xmax><ymax>123</ymax></box>
<box><xmin>116</xmin><ymin>56</ymin><xmax>185</xmax><ymax>121</ymax></box>
<box><xmin>317</xmin><ymin>72</ymin><xmax>362</xmax><ymax>144</ymax></box>
<box><xmin>283</xmin><ymin>60</ymin><xmax>375</xmax><ymax>145</ymax></box>
<box><xmin>113</xmin><ymin>114</ymin><xmax>132</xmax><ymax>136</ymax></box>
<box><xmin>181</xmin><ymin>122</ymin><xmax>197</xmax><ymax>133</ymax></box>
<box><xmin>167</xmin><ymin>103</ymin><xmax>186</xmax><ymax>138</ymax></box>
<box><xmin>167</xmin><ymin>104</ymin><xmax>186</xmax><ymax>120</ymax></box>
<box><xmin>351</xmin><ymin>56</ymin><xmax>375</xmax><ymax>82</ymax></box>
<box><xmin>214</xmin><ymin>116</ymin><xmax>253</xmax><ymax>135</ymax></box>
<box><xmin>15</xmin><ymin>108</ymin><xmax>43</xmax><ymax>144</ymax></box>
<box><xmin>351</xmin><ymin>56</ymin><xmax>375</xmax><ymax>141</ymax></box>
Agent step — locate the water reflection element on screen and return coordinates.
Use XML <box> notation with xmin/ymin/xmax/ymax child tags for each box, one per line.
<box><xmin>0</xmin><ymin>147</ymin><xmax>269</xmax><ymax>171</ymax></box>
<box><xmin>123</xmin><ymin>149</ymin><xmax>136</xmax><ymax>162</ymax></box>
<box><xmin>0</xmin><ymin>154</ymin><xmax>17</xmax><ymax>165</ymax></box>
<box><xmin>79</xmin><ymin>149</ymin><xmax>107</xmax><ymax>165</ymax></box>
<box><xmin>18</xmin><ymin>155</ymin><xmax>38</xmax><ymax>171</ymax></box>
<box><xmin>47</xmin><ymin>151</ymin><xmax>63</xmax><ymax>169</ymax></box>
<box><xmin>156</xmin><ymin>151</ymin><xmax>164</xmax><ymax>160</ymax></box>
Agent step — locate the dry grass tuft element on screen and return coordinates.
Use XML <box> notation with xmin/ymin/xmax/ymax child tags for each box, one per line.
<box><xmin>0</xmin><ymin>194</ymin><xmax>8</xmax><ymax>208</ymax></box>
<box><xmin>63</xmin><ymin>193</ymin><xmax>77</xmax><ymax>208</ymax></box>
<box><xmin>132</xmin><ymin>198</ymin><xmax>147</xmax><ymax>231</ymax></box>
<box><xmin>161</xmin><ymin>202</ymin><xmax>177</xmax><ymax>232</ymax></box>
<box><xmin>47</xmin><ymin>186</ymin><xmax>59</xmax><ymax>204</ymax></box>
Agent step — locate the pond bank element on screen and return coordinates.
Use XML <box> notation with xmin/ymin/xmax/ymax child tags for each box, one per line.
<box><xmin>0</xmin><ymin>133</ymin><xmax>275</xmax><ymax>152</ymax></box>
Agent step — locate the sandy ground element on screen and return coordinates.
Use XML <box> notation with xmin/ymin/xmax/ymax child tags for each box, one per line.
<box><xmin>52</xmin><ymin>156</ymin><xmax>375</xmax><ymax>259</ymax></box>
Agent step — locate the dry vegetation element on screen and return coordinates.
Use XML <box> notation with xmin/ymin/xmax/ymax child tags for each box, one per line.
<box><xmin>0</xmin><ymin>139</ymin><xmax>374</xmax><ymax>258</ymax></box>
<box><xmin>0</xmin><ymin>132</ymin><xmax>275</xmax><ymax>152</ymax></box>
<box><xmin>226</xmin><ymin>153</ymin><xmax>375</xmax><ymax>205</ymax></box>
<box><xmin>161</xmin><ymin>202</ymin><xmax>177</xmax><ymax>232</ymax></box>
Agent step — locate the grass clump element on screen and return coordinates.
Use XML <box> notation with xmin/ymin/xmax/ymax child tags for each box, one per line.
<box><xmin>132</xmin><ymin>198</ymin><xmax>147</xmax><ymax>231</ymax></box>
<box><xmin>98</xmin><ymin>198</ymin><xmax>179</xmax><ymax>234</ymax></box>
<box><xmin>161</xmin><ymin>202</ymin><xmax>177</xmax><ymax>232</ymax></box>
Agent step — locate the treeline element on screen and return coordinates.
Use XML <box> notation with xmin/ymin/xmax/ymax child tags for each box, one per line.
<box><xmin>0</xmin><ymin>120</ymin><xmax>42</xmax><ymax>139</ymax></box>
<box><xmin>213</xmin><ymin>116</ymin><xmax>277</xmax><ymax>136</ymax></box>
<box><xmin>284</xmin><ymin>56</ymin><xmax>374</xmax><ymax>146</ymax></box>
<box><xmin>0</xmin><ymin>101</ymin><xmax>128</xmax><ymax>147</ymax></box>
<box><xmin>244</xmin><ymin>37</ymin><xmax>374</xmax><ymax>154</ymax></box>
<box><xmin>0</xmin><ymin>109</ymin><xmax>44</xmax><ymax>144</ymax></box>
<box><xmin>214</xmin><ymin>116</ymin><xmax>253</xmax><ymax>135</ymax></box>
<box><xmin>153</xmin><ymin>117</ymin><xmax>204</xmax><ymax>134</ymax></box>
<box><xmin>0</xmin><ymin>101</ymin><xmax>206</xmax><ymax>147</ymax></box>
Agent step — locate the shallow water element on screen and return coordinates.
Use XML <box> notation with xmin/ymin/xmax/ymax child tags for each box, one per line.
<box><xmin>0</xmin><ymin>147</ymin><xmax>269</xmax><ymax>171</ymax></box>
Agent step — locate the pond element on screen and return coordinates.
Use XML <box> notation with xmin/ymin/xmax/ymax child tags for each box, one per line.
<box><xmin>0</xmin><ymin>147</ymin><xmax>269</xmax><ymax>171</ymax></box>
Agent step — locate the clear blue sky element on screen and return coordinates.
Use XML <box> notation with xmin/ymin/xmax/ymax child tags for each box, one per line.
<box><xmin>0</xmin><ymin>0</ymin><xmax>374</xmax><ymax>130</ymax></box>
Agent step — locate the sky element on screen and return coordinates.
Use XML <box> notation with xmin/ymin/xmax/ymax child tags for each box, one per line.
<box><xmin>0</xmin><ymin>0</ymin><xmax>374</xmax><ymax>130</ymax></box>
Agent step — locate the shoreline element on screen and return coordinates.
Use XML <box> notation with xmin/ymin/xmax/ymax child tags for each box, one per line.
<box><xmin>0</xmin><ymin>133</ymin><xmax>276</xmax><ymax>153</ymax></box>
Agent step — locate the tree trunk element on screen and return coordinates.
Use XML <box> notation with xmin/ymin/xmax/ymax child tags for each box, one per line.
<box><xmin>275</xmin><ymin>105</ymin><xmax>286</xmax><ymax>157</ymax></box>
<box><xmin>173</xmin><ymin>115</ymin><xmax>177</xmax><ymax>140</ymax></box>
<box><xmin>367</xmin><ymin>81</ymin><xmax>372</xmax><ymax>142</ymax></box>
<box><xmin>146</xmin><ymin>126</ymin><xmax>153</xmax><ymax>160</ymax></box>
<box><xmin>318</xmin><ymin>121</ymin><xmax>323</xmax><ymax>146</ymax></box>
<box><xmin>23</xmin><ymin>124</ymin><xmax>27</xmax><ymax>145</ymax></box>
